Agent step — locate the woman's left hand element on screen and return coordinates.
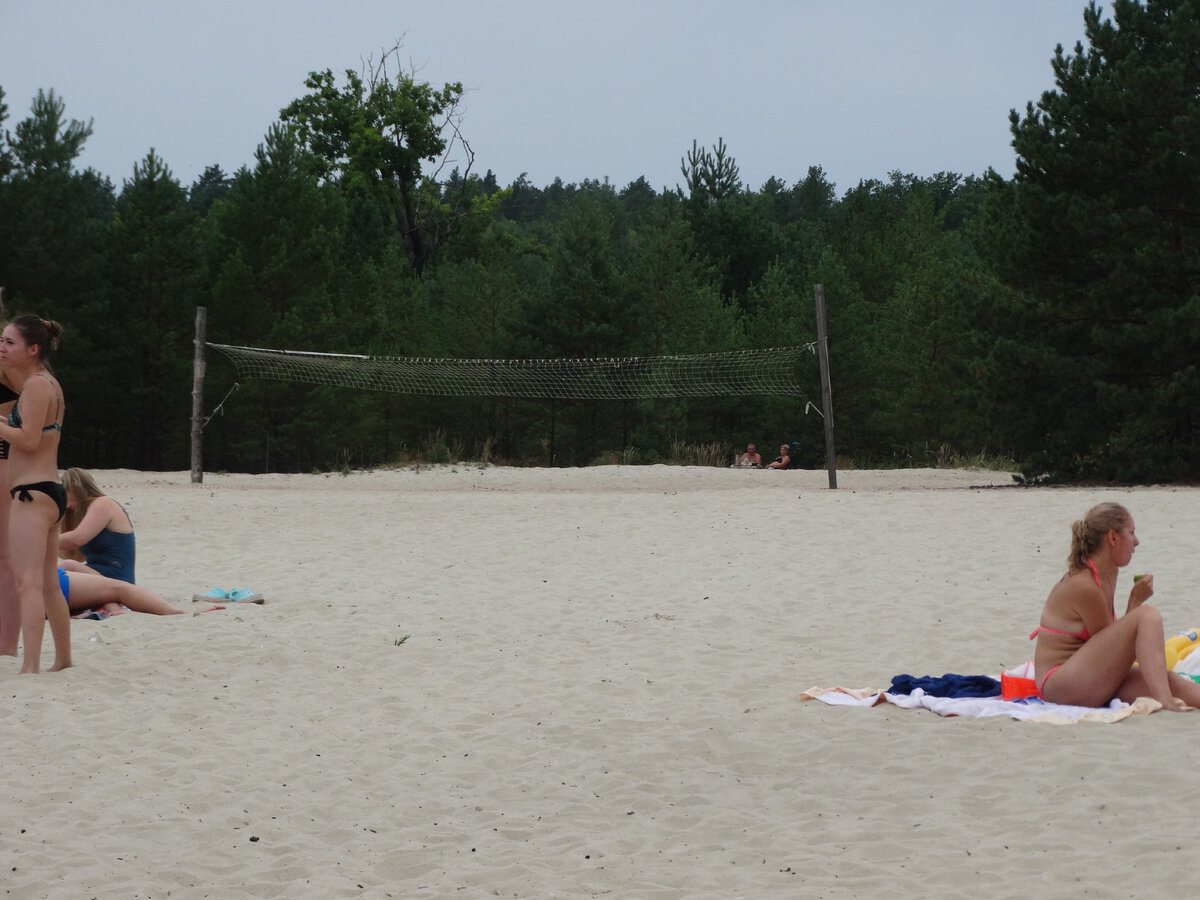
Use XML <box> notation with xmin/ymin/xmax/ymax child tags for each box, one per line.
<box><xmin>1129</xmin><ymin>573</ymin><xmax>1154</xmax><ymax>608</ymax></box>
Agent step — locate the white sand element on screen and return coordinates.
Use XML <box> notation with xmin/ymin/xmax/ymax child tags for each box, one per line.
<box><xmin>3</xmin><ymin>465</ymin><xmax>1198</xmax><ymax>898</ymax></box>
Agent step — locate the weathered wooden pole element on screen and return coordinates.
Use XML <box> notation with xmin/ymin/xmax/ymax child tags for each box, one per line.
<box><xmin>814</xmin><ymin>285</ymin><xmax>837</xmax><ymax>489</ymax></box>
<box><xmin>190</xmin><ymin>307</ymin><xmax>206</xmax><ymax>484</ymax></box>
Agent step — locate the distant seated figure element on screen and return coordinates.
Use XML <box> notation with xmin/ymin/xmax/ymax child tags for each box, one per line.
<box><xmin>735</xmin><ymin>443</ymin><xmax>762</xmax><ymax>468</ymax></box>
<box><xmin>767</xmin><ymin>443</ymin><xmax>792</xmax><ymax>469</ymax></box>
<box><xmin>57</xmin><ymin>467</ymin><xmax>136</xmax><ymax>583</ymax></box>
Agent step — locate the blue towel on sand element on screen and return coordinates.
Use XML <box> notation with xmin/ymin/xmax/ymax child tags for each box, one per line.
<box><xmin>889</xmin><ymin>673</ymin><xmax>1001</xmax><ymax>698</ymax></box>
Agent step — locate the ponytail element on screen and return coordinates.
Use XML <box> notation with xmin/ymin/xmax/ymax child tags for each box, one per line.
<box><xmin>1067</xmin><ymin>502</ymin><xmax>1130</xmax><ymax>571</ymax></box>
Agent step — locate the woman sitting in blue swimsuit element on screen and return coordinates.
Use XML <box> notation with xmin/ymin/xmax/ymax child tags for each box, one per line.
<box><xmin>59</xmin><ymin>568</ymin><xmax>182</xmax><ymax>616</ymax></box>
<box><xmin>57</xmin><ymin>468</ymin><xmax>137</xmax><ymax>583</ymax></box>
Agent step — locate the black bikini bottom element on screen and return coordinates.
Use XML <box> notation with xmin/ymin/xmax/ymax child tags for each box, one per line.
<box><xmin>11</xmin><ymin>481</ymin><xmax>68</xmax><ymax>523</ymax></box>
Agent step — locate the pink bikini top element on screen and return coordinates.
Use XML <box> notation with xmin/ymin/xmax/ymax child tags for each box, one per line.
<box><xmin>1029</xmin><ymin>559</ymin><xmax>1107</xmax><ymax>643</ymax></box>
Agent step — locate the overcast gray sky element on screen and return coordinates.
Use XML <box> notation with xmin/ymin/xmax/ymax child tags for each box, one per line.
<box><xmin>3</xmin><ymin>1</ymin><xmax>1089</xmax><ymax>196</ymax></box>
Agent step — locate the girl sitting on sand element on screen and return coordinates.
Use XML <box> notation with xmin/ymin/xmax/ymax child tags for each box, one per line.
<box><xmin>58</xmin><ymin>467</ymin><xmax>137</xmax><ymax>583</ymax></box>
<box><xmin>60</xmin><ymin>568</ymin><xmax>183</xmax><ymax>617</ymax></box>
<box><xmin>1031</xmin><ymin>501</ymin><xmax>1200</xmax><ymax>711</ymax></box>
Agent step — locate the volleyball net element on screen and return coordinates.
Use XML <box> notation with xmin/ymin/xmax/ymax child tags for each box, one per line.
<box><xmin>205</xmin><ymin>343</ymin><xmax>816</xmax><ymax>401</ymax></box>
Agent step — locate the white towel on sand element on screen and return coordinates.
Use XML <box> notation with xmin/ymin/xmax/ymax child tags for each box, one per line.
<box><xmin>799</xmin><ymin>686</ymin><xmax>1162</xmax><ymax>723</ymax></box>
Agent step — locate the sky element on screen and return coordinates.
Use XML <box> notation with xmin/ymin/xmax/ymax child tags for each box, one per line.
<box><xmin>3</xmin><ymin>1</ymin><xmax>1090</xmax><ymax>197</ymax></box>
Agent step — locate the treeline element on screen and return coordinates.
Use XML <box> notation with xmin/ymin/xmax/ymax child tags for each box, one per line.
<box><xmin>1</xmin><ymin>0</ymin><xmax>1197</xmax><ymax>482</ymax></box>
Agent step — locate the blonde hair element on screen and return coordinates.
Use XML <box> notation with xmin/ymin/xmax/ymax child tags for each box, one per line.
<box><xmin>1067</xmin><ymin>502</ymin><xmax>1131</xmax><ymax>572</ymax></box>
<box><xmin>60</xmin><ymin>468</ymin><xmax>106</xmax><ymax>534</ymax></box>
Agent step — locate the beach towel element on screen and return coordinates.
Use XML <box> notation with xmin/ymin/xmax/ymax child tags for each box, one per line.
<box><xmin>799</xmin><ymin>685</ymin><xmax>1162</xmax><ymax>724</ymax></box>
<box><xmin>72</xmin><ymin>607</ymin><xmax>123</xmax><ymax>621</ymax></box>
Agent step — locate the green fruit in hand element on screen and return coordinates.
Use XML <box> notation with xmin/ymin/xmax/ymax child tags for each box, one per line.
<box><xmin>1133</xmin><ymin>574</ymin><xmax>1146</xmax><ymax>582</ymax></box>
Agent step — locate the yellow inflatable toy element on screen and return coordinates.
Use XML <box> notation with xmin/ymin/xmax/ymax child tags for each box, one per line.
<box><xmin>1164</xmin><ymin>629</ymin><xmax>1200</xmax><ymax>671</ymax></box>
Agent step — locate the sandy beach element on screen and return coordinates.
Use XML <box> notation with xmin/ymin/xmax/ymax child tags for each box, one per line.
<box><xmin>3</xmin><ymin>465</ymin><xmax>1199</xmax><ymax>899</ymax></box>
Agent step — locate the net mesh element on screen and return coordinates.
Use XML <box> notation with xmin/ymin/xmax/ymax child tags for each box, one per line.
<box><xmin>206</xmin><ymin>343</ymin><xmax>814</xmax><ymax>400</ymax></box>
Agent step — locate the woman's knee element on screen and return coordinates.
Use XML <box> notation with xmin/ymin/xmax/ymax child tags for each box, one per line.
<box><xmin>1132</xmin><ymin>603</ymin><xmax>1164</xmax><ymax>628</ymax></box>
<box><xmin>11</xmin><ymin>571</ymin><xmax>44</xmax><ymax>595</ymax></box>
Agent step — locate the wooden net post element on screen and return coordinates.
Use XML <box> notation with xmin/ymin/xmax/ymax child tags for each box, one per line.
<box><xmin>190</xmin><ymin>307</ymin><xmax>206</xmax><ymax>484</ymax></box>
<box><xmin>814</xmin><ymin>285</ymin><xmax>837</xmax><ymax>489</ymax></box>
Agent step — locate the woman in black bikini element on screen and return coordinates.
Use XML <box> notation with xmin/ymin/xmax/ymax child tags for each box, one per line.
<box><xmin>0</xmin><ymin>315</ymin><xmax>71</xmax><ymax>674</ymax></box>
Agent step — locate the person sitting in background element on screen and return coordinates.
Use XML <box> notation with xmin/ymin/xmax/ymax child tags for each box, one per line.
<box><xmin>735</xmin><ymin>443</ymin><xmax>762</xmax><ymax>467</ymax></box>
<box><xmin>57</xmin><ymin>467</ymin><xmax>136</xmax><ymax>583</ymax></box>
<box><xmin>60</xmin><ymin>567</ymin><xmax>183</xmax><ymax>617</ymax></box>
<box><xmin>766</xmin><ymin>443</ymin><xmax>792</xmax><ymax>469</ymax></box>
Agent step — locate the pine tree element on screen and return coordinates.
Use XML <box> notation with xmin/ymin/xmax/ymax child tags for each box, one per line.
<box><xmin>987</xmin><ymin>0</ymin><xmax>1200</xmax><ymax>480</ymax></box>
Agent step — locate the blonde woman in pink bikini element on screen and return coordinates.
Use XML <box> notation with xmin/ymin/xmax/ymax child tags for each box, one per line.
<box><xmin>1031</xmin><ymin>502</ymin><xmax>1200</xmax><ymax>711</ymax></box>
